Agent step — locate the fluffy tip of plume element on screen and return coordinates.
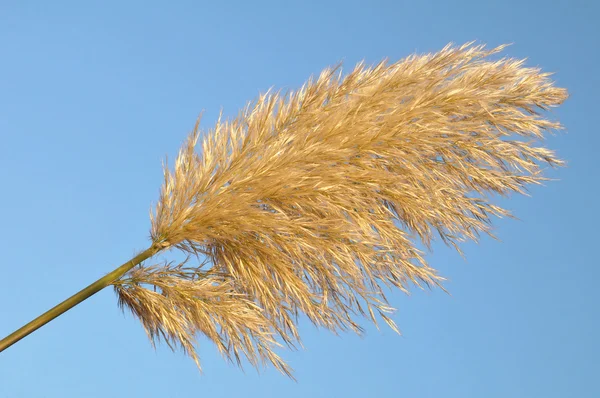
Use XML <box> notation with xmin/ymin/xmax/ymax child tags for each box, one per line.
<box><xmin>115</xmin><ymin>42</ymin><xmax>567</xmax><ymax>377</ymax></box>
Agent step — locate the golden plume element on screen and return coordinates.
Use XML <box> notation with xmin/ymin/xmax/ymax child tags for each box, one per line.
<box><xmin>0</xmin><ymin>42</ymin><xmax>568</xmax><ymax>378</ymax></box>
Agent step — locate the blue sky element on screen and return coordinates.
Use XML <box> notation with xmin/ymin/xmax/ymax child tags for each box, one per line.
<box><xmin>0</xmin><ymin>1</ymin><xmax>598</xmax><ymax>397</ymax></box>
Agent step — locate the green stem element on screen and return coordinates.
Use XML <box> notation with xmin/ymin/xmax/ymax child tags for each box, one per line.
<box><xmin>0</xmin><ymin>245</ymin><xmax>161</xmax><ymax>353</ymax></box>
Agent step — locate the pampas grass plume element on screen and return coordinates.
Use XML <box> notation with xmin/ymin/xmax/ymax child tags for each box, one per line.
<box><xmin>1</xmin><ymin>42</ymin><xmax>568</xmax><ymax>378</ymax></box>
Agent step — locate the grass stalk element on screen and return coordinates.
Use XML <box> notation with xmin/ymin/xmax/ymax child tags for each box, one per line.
<box><xmin>0</xmin><ymin>245</ymin><xmax>160</xmax><ymax>353</ymax></box>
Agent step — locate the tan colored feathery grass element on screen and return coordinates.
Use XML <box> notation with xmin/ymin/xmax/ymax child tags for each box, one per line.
<box><xmin>113</xmin><ymin>261</ymin><xmax>293</xmax><ymax>377</ymax></box>
<box><xmin>113</xmin><ymin>41</ymin><xmax>567</xmax><ymax>376</ymax></box>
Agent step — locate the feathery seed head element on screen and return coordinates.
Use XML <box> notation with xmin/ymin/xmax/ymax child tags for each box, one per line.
<box><xmin>114</xmin><ymin>261</ymin><xmax>294</xmax><ymax>377</ymax></box>
<box><xmin>116</xmin><ymin>42</ymin><xmax>567</xmax><ymax>376</ymax></box>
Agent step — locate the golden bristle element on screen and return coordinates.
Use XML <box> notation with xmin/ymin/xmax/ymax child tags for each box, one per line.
<box><xmin>115</xmin><ymin>42</ymin><xmax>567</xmax><ymax>376</ymax></box>
<box><xmin>114</xmin><ymin>262</ymin><xmax>294</xmax><ymax>378</ymax></box>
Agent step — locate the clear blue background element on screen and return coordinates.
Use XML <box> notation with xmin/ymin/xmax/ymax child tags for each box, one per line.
<box><xmin>1</xmin><ymin>1</ymin><xmax>597</xmax><ymax>397</ymax></box>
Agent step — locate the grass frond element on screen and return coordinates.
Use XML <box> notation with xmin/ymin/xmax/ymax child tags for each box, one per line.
<box><xmin>117</xmin><ymin>41</ymin><xmax>567</xmax><ymax>376</ymax></box>
<box><xmin>114</xmin><ymin>261</ymin><xmax>294</xmax><ymax>378</ymax></box>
